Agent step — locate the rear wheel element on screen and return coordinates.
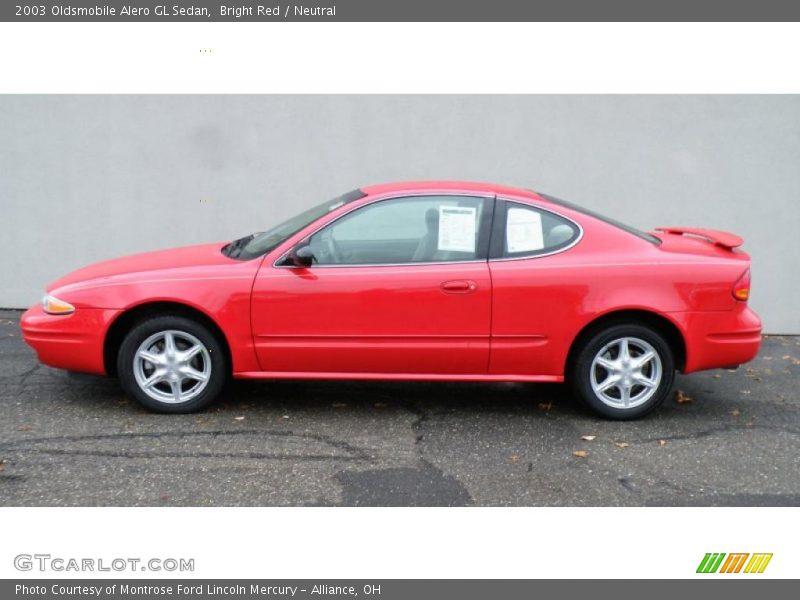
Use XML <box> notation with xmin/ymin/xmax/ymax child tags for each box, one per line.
<box><xmin>117</xmin><ymin>315</ymin><xmax>227</xmax><ymax>413</ymax></box>
<box><xmin>570</xmin><ymin>323</ymin><xmax>675</xmax><ymax>419</ymax></box>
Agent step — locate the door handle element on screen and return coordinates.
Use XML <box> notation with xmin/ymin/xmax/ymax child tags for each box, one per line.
<box><xmin>440</xmin><ymin>280</ymin><xmax>478</xmax><ymax>294</ymax></box>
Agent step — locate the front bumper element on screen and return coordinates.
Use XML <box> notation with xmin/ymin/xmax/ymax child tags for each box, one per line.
<box><xmin>20</xmin><ymin>305</ymin><xmax>121</xmax><ymax>375</ymax></box>
<box><xmin>680</xmin><ymin>304</ymin><xmax>762</xmax><ymax>373</ymax></box>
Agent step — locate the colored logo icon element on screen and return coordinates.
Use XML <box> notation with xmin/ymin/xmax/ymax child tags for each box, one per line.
<box><xmin>697</xmin><ymin>553</ymin><xmax>773</xmax><ymax>574</ymax></box>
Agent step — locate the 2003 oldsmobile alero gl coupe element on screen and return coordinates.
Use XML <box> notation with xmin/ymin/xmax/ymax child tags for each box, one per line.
<box><xmin>21</xmin><ymin>182</ymin><xmax>762</xmax><ymax>419</ymax></box>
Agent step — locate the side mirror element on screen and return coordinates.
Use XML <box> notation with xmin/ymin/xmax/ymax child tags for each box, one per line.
<box><xmin>284</xmin><ymin>244</ymin><xmax>315</xmax><ymax>268</ymax></box>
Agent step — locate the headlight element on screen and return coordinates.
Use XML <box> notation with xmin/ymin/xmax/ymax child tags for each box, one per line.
<box><xmin>42</xmin><ymin>294</ymin><xmax>75</xmax><ymax>315</ymax></box>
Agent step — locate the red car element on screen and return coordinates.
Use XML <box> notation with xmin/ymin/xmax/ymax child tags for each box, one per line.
<box><xmin>21</xmin><ymin>181</ymin><xmax>761</xmax><ymax>419</ymax></box>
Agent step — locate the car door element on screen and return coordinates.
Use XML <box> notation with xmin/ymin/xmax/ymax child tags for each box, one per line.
<box><xmin>487</xmin><ymin>199</ymin><xmax>584</xmax><ymax>377</ymax></box>
<box><xmin>251</xmin><ymin>194</ymin><xmax>494</xmax><ymax>375</ymax></box>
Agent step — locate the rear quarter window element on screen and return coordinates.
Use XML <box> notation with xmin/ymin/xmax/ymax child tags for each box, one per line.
<box><xmin>500</xmin><ymin>202</ymin><xmax>581</xmax><ymax>258</ymax></box>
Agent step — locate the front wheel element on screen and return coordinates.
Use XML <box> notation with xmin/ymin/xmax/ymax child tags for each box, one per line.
<box><xmin>117</xmin><ymin>315</ymin><xmax>227</xmax><ymax>413</ymax></box>
<box><xmin>570</xmin><ymin>324</ymin><xmax>675</xmax><ymax>420</ymax></box>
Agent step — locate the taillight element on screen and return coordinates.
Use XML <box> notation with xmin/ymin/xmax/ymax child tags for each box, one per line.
<box><xmin>733</xmin><ymin>268</ymin><xmax>750</xmax><ymax>301</ymax></box>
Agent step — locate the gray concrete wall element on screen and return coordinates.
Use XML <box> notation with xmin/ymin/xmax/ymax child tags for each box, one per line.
<box><xmin>1</xmin><ymin>95</ymin><xmax>798</xmax><ymax>332</ymax></box>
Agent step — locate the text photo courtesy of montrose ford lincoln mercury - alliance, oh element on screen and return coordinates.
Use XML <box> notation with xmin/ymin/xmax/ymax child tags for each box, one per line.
<box><xmin>20</xmin><ymin>181</ymin><xmax>761</xmax><ymax>419</ymax></box>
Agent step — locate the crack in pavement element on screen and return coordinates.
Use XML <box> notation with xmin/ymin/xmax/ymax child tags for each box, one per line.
<box><xmin>6</xmin><ymin>449</ymin><xmax>367</xmax><ymax>462</ymax></box>
<box><xmin>0</xmin><ymin>429</ymin><xmax>373</xmax><ymax>462</ymax></box>
<box><xmin>632</xmin><ymin>423</ymin><xmax>800</xmax><ymax>444</ymax></box>
<box><xmin>0</xmin><ymin>363</ymin><xmax>41</xmax><ymax>384</ymax></box>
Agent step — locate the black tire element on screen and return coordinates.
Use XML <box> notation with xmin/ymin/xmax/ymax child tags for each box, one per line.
<box><xmin>569</xmin><ymin>323</ymin><xmax>675</xmax><ymax>420</ymax></box>
<box><xmin>117</xmin><ymin>315</ymin><xmax>227</xmax><ymax>413</ymax></box>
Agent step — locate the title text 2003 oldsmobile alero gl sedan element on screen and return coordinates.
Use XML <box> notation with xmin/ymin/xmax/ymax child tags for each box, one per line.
<box><xmin>21</xmin><ymin>182</ymin><xmax>761</xmax><ymax>419</ymax></box>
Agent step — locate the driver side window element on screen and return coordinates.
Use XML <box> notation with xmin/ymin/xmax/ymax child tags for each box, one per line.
<box><xmin>308</xmin><ymin>195</ymin><xmax>486</xmax><ymax>265</ymax></box>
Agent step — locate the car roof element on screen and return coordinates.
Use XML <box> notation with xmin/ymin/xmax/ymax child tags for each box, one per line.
<box><xmin>360</xmin><ymin>181</ymin><xmax>544</xmax><ymax>200</ymax></box>
<box><xmin>359</xmin><ymin>182</ymin><xmax>662</xmax><ymax>246</ymax></box>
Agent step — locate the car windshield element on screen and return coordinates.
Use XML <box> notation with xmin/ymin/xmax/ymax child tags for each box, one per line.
<box><xmin>223</xmin><ymin>189</ymin><xmax>366</xmax><ymax>260</ymax></box>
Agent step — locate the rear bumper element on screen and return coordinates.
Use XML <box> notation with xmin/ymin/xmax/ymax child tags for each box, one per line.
<box><xmin>20</xmin><ymin>305</ymin><xmax>120</xmax><ymax>375</ymax></box>
<box><xmin>679</xmin><ymin>304</ymin><xmax>762</xmax><ymax>373</ymax></box>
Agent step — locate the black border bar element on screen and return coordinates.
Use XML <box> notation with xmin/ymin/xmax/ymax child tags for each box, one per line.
<box><xmin>4</xmin><ymin>0</ymin><xmax>800</xmax><ymax>22</ymax></box>
<box><xmin>3</xmin><ymin>579</ymin><xmax>798</xmax><ymax>600</ymax></box>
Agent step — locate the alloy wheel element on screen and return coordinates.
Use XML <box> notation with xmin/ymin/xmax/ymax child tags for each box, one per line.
<box><xmin>132</xmin><ymin>330</ymin><xmax>211</xmax><ymax>404</ymax></box>
<box><xmin>589</xmin><ymin>336</ymin><xmax>663</xmax><ymax>409</ymax></box>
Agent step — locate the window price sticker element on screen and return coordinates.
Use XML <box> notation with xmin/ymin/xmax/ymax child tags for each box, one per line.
<box><xmin>507</xmin><ymin>207</ymin><xmax>544</xmax><ymax>253</ymax></box>
<box><xmin>438</xmin><ymin>206</ymin><xmax>477</xmax><ymax>252</ymax></box>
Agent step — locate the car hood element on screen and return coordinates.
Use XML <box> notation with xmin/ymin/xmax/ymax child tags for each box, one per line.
<box><xmin>48</xmin><ymin>242</ymin><xmax>233</xmax><ymax>292</ymax></box>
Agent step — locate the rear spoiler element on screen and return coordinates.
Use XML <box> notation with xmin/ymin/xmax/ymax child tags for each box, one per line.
<box><xmin>654</xmin><ymin>227</ymin><xmax>743</xmax><ymax>249</ymax></box>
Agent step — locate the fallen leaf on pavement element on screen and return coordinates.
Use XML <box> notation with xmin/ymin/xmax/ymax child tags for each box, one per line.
<box><xmin>675</xmin><ymin>389</ymin><xmax>692</xmax><ymax>404</ymax></box>
<box><xmin>581</xmin><ymin>435</ymin><xmax>596</xmax><ymax>441</ymax></box>
<box><xmin>17</xmin><ymin>425</ymin><xmax>32</xmax><ymax>432</ymax></box>
<box><xmin>0</xmin><ymin>460</ymin><xmax>5</xmax><ymax>472</ymax></box>
<box><xmin>659</xmin><ymin>440</ymin><xmax>668</xmax><ymax>447</ymax></box>
<box><xmin>730</xmin><ymin>408</ymin><xmax>741</xmax><ymax>417</ymax></box>
<box><xmin>615</xmin><ymin>442</ymin><xmax>630</xmax><ymax>448</ymax></box>
<box><xmin>573</xmin><ymin>450</ymin><xmax>588</xmax><ymax>458</ymax></box>
<box><xmin>509</xmin><ymin>453</ymin><xmax>520</xmax><ymax>464</ymax></box>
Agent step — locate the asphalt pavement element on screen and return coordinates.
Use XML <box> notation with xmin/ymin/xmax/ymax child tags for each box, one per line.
<box><xmin>1</xmin><ymin>309</ymin><xmax>798</xmax><ymax>506</ymax></box>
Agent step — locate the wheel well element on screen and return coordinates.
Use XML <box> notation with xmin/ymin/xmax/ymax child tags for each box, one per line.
<box><xmin>566</xmin><ymin>310</ymin><xmax>687</xmax><ymax>373</ymax></box>
<box><xmin>103</xmin><ymin>301</ymin><xmax>233</xmax><ymax>377</ymax></box>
